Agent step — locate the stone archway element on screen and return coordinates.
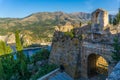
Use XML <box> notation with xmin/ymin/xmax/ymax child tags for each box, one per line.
<box><xmin>95</xmin><ymin>12</ymin><xmax>100</xmax><ymax>24</ymax></box>
<box><xmin>87</xmin><ymin>54</ymin><xmax>108</xmax><ymax>78</ymax></box>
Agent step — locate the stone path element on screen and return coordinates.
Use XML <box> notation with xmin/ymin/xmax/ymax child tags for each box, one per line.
<box><xmin>48</xmin><ymin>72</ymin><xmax>73</xmax><ymax>80</ymax></box>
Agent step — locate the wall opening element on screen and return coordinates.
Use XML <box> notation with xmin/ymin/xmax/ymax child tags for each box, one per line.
<box><xmin>87</xmin><ymin>54</ymin><xmax>108</xmax><ymax>78</ymax></box>
<box><xmin>95</xmin><ymin>12</ymin><xmax>100</xmax><ymax>24</ymax></box>
<box><xmin>93</xmin><ymin>11</ymin><xmax>102</xmax><ymax>32</ymax></box>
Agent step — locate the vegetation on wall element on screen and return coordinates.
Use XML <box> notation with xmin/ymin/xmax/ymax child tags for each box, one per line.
<box><xmin>64</xmin><ymin>30</ymin><xmax>75</xmax><ymax>38</ymax></box>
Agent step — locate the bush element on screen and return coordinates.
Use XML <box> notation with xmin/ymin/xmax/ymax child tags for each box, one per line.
<box><xmin>0</xmin><ymin>53</ymin><xmax>31</xmax><ymax>80</ymax></box>
<box><xmin>64</xmin><ymin>30</ymin><xmax>74</xmax><ymax>38</ymax></box>
<box><xmin>31</xmin><ymin>48</ymin><xmax>50</xmax><ymax>64</ymax></box>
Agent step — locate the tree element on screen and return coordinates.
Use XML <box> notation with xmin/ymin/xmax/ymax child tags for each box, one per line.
<box><xmin>0</xmin><ymin>41</ymin><xmax>6</xmax><ymax>55</ymax></box>
<box><xmin>6</xmin><ymin>46</ymin><xmax>13</xmax><ymax>54</ymax></box>
<box><xmin>79</xmin><ymin>22</ymin><xmax>82</xmax><ymax>27</ymax></box>
<box><xmin>15</xmin><ymin>31</ymin><xmax>29</xmax><ymax>78</ymax></box>
<box><xmin>0</xmin><ymin>58</ymin><xmax>4</xmax><ymax>80</ymax></box>
<box><xmin>113</xmin><ymin>11</ymin><xmax>120</xmax><ymax>25</ymax></box>
<box><xmin>15</xmin><ymin>31</ymin><xmax>26</xmax><ymax>61</ymax></box>
<box><xmin>0</xmin><ymin>41</ymin><xmax>12</xmax><ymax>55</ymax></box>
<box><xmin>15</xmin><ymin>31</ymin><xmax>23</xmax><ymax>51</ymax></box>
<box><xmin>112</xmin><ymin>37</ymin><xmax>120</xmax><ymax>62</ymax></box>
<box><xmin>109</xmin><ymin>16</ymin><xmax>113</xmax><ymax>24</ymax></box>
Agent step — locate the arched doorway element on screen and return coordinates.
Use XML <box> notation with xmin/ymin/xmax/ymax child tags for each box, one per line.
<box><xmin>87</xmin><ymin>54</ymin><xmax>108</xmax><ymax>78</ymax></box>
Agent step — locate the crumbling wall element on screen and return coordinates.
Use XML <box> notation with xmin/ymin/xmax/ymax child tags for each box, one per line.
<box><xmin>49</xmin><ymin>32</ymin><xmax>81</xmax><ymax>78</ymax></box>
<box><xmin>49</xmin><ymin>8</ymin><xmax>115</xmax><ymax>79</ymax></box>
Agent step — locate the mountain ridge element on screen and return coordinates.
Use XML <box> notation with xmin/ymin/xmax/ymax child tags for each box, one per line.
<box><xmin>0</xmin><ymin>11</ymin><xmax>114</xmax><ymax>46</ymax></box>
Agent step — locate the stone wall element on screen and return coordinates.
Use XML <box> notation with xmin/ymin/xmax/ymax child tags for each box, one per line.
<box><xmin>49</xmin><ymin>30</ymin><xmax>114</xmax><ymax>78</ymax></box>
<box><xmin>80</xmin><ymin>42</ymin><xmax>113</xmax><ymax>78</ymax></box>
<box><xmin>49</xmin><ymin>33</ymin><xmax>81</xmax><ymax>78</ymax></box>
<box><xmin>49</xmin><ymin>8</ymin><xmax>117</xmax><ymax>79</ymax></box>
<box><xmin>91</xmin><ymin>8</ymin><xmax>108</xmax><ymax>32</ymax></box>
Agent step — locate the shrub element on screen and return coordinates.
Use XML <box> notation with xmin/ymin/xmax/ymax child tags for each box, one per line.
<box><xmin>64</xmin><ymin>30</ymin><xmax>74</xmax><ymax>38</ymax></box>
<box><xmin>31</xmin><ymin>48</ymin><xmax>50</xmax><ymax>64</ymax></box>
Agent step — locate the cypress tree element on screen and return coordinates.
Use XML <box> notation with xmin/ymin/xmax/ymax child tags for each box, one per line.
<box><xmin>15</xmin><ymin>31</ymin><xmax>23</xmax><ymax>51</ymax></box>
<box><xmin>15</xmin><ymin>31</ymin><xmax>28</xmax><ymax>78</ymax></box>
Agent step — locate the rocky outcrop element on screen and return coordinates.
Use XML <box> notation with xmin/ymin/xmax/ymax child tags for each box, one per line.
<box><xmin>55</xmin><ymin>22</ymin><xmax>73</xmax><ymax>32</ymax></box>
<box><xmin>0</xmin><ymin>34</ymin><xmax>15</xmax><ymax>44</ymax></box>
<box><xmin>0</xmin><ymin>35</ymin><xmax>7</xmax><ymax>41</ymax></box>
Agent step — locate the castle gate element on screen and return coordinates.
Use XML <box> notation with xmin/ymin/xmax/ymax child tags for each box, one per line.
<box><xmin>87</xmin><ymin>54</ymin><xmax>108</xmax><ymax>77</ymax></box>
<box><xmin>80</xmin><ymin>42</ymin><xmax>113</xmax><ymax>78</ymax></box>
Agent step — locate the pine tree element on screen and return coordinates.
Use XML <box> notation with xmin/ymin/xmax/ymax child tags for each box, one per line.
<box><xmin>112</xmin><ymin>37</ymin><xmax>120</xmax><ymax>62</ymax></box>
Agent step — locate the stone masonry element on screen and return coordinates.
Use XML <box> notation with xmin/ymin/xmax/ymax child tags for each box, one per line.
<box><xmin>91</xmin><ymin>8</ymin><xmax>109</xmax><ymax>32</ymax></box>
<box><xmin>49</xmin><ymin>9</ymin><xmax>118</xmax><ymax>79</ymax></box>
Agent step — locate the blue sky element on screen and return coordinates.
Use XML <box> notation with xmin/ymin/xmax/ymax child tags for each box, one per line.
<box><xmin>0</xmin><ymin>0</ymin><xmax>119</xmax><ymax>18</ymax></box>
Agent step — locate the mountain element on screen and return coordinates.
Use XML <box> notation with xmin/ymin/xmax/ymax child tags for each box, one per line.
<box><xmin>0</xmin><ymin>12</ymin><xmax>91</xmax><ymax>46</ymax></box>
<box><xmin>0</xmin><ymin>12</ymin><xmax>114</xmax><ymax>46</ymax></box>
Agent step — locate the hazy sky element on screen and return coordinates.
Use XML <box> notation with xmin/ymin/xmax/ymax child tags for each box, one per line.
<box><xmin>0</xmin><ymin>0</ymin><xmax>119</xmax><ymax>18</ymax></box>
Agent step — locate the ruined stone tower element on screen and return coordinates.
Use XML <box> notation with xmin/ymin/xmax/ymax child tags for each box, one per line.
<box><xmin>91</xmin><ymin>8</ymin><xmax>108</xmax><ymax>32</ymax></box>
